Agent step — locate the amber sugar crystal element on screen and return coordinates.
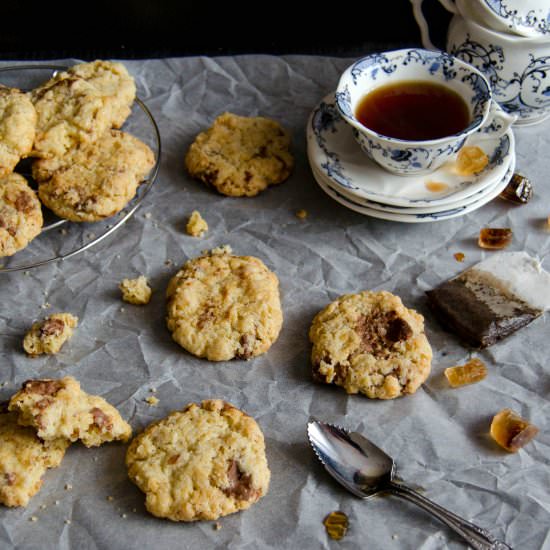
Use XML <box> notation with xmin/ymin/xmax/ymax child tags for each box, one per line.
<box><xmin>455</xmin><ymin>145</ymin><xmax>489</xmax><ymax>176</ymax></box>
<box><xmin>490</xmin><ymin>408</ymin><xmax>539</xmax><ymax>452</ymax></box>
<box><xmin>323</xmin><ymin>511</ymin><xmax>349</xmax><ymax>541</ymax></box>
<box><xmin>444</xmin><ymin>358</ymin><xmax>487</xmax><ymax>388</ymax></box>
<box><xmin>478</xmin><ymin>228</ymin><xmax>512</xmax><ymax>249</ymax></box>
<box><xmin>499</xmin><ymin>173</ymin><xmax>532</xmax><ymax>204</ymax></box>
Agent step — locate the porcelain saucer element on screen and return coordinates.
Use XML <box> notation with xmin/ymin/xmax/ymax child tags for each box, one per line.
<box><xmin>307</xmin><ymin>93</ymin><xmax>515</xmax><ymax>208</ymax></box>
<box><xmin>311</xmin><ymin>145</ymin><xmax>513</xmax><ymax>215</ymax></box>
<box><xmin>312</xmin><ymin>155</ymin><xmax>515</xmax><ymax>223</ymax></box>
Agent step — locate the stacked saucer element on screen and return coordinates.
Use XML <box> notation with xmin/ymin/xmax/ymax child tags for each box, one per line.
<box><xmin>306</xmin><ymin>94</ymin><xmax>516</xmax><ymax>223</ymax></box>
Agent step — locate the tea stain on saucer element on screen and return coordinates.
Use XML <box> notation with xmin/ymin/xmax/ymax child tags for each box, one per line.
<box><xmin>425</xmin><ymin>181</ymin><xmax>449</xmax><ymax>193</ymax></box>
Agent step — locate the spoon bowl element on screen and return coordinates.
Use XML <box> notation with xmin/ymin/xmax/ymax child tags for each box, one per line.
<box><xmin>307</xmin><ymin>419</ymin><xmax>512</xmax><ymax>550</ymax></box>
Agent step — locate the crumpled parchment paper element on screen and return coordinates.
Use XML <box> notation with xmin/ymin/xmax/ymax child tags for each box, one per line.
<box><xmin>0</xmin><ymin>55</ymin><xmax>549</xmax><ymax>550</ymax></box>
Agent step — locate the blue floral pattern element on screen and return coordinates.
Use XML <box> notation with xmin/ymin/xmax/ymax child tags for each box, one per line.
<box><xmin>485</xmin><ymin>0</ymin><xmax>550</xmax><ymax>36</ymax></box>
<box><xmin>450</xmin><ymin>36</ymin><xmax>550</xmax><ymax>120</ymax></box>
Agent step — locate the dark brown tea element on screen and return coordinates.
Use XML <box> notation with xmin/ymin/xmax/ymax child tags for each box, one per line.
<box><xmin>355</xmin><ymin>80</ymin><xmax>471</xmax><ymax>141</ymax></box>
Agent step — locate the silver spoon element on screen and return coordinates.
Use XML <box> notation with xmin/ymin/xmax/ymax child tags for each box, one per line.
<box><xmin>307</xmin><ymin>420</ymin><xmax>512</xmax><ymax>550</ymax></box>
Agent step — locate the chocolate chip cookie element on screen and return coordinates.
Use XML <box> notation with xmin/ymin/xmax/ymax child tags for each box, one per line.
<box><xmin>309</xmin><ymin>291</ymin><xmax>432</xmax><ymax>399</ymax></box>
<box><xmin>185</xmin><ymin>112</ymin><xmax>294</xmax><ymax>197</ymax></box>
<box><xmin>0</xmin><ymin>85</ymin><xmax>37</xmax><ymax>176</ymax></box>
<box><xmin>126</xmin><ymin>399</ymin><xmax>270</xmax><ymax>521</ymax></box>
<box><xmin>0</xmin><ymin>173</ymin><xmax>43</xmax><ymax>257</ymax></box>
<box><xmin>8</xmin><ymin>376</ymin><xmax>132</xmax><ymax>447</ymax></box>
<box><xmin>166</xmin><ymin>248</ymin><xmax>283</xmax><ymax>361</ymax></box>
<box><xmin>0</xmin><ymin>406</ymin><xmax>69</xmax><ymax>507</ymax></box>
<box><xmin>33</xmin><ymin>129</ymin><xmax>155</xmax><ymax>222</ymax></box>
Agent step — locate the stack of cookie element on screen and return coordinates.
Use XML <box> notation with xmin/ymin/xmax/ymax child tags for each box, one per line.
<box><xmin>0</xmin><ymin>376</ymin><xmax>131</xmax><ymax>507</ymax></box>
<box><xmin>0</xmin><ymin>60</ymin><xmax>156</xmax><ymax>258</ymax></box>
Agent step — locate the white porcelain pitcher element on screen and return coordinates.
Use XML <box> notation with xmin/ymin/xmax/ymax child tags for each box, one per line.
<box><xmin>411</xmin><ymin>0</ymin><xmax>550</xmax><ymax>39</ymax></box>
<box><xmin>410</xmin><ymin>0</ymin><xmax>550</xmax><ymax>125</ymax></box>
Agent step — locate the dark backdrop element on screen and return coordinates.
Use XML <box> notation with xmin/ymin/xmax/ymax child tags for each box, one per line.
<box><xmin>1</xmin><ymin>1</ymin><xmax>451</xmax><ymax>59</ymax></box>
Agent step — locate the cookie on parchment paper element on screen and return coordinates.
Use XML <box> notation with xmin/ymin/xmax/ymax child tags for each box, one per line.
<box><xmin>0</xmin><ymin>85</ymin><xmax>37</xmax><ymax>176</ymax></box>
<box><xmin>0</xmin><ymin>173</ymin><xmax>43</xmax><ymax>258</ymax></box>
<box><xmin>8</xmin><ymin>376</ymin><xmax>132</xmax><ymax>448</ymax></box>
<box><xmin>33</xmin><ymin>129</ymin><xmax>155</xmax><ymax>222</ymax></box>
<box><xmin>23</xmin><ymin>313</ymin><xmax>78</xmax><ymax>356</ymax></box>
<box><xmin>185</xmin><ymin>112</ymin><xmax>294</xmax><ymax>197</ymax></box>
<box><xmin>126</xmin><ymin>399</ymin><xmax>270</xmax><ymax>521</ymax></box>
<box><xmin>166</xmin><ymin>248</ymin><xmax>283</xmax><ymax>361</ymax></box>
<box><xmin>309</xmin><ymin>290</ymin><xmax>432</xmax><ymax>399</ymax></box>
<box><xmin>0</xmin><ymin>406</ymin><xmax>69</xmax><ymax>507</ymax></box>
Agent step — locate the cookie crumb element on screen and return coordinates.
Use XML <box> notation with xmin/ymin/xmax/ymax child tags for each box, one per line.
<box><xmin>107</xmin><ymin>496</ymin><xmax>114</xmax><ymax>502</ymax></box>
<box><xmin>164</xmin><ymin>259</ymin><xmax>173</xmax><ymax>266</ymax></box>
<box><xmin>23</xmin><ymin>313</ymin><xmax>78</xmax><ymax>357</ymax></box>
<box><xmin>213</xmin><ymin>522</ymin><xmax>222</xmax><ymax>531</ymax></box>
<box><xmin>132</xmin><ymin>508</ymin><xmax>137</xmax><ymax>513</ymax></box>
<box><xmin>29</xmin><ymin>516</ymin><xmax>38</xmax><ymax>522</ymax></box>
<box><xmin>87</xmin><ymin>233</ymin><xmax>96</xmax><ymax>240</ymax></box>
<box><xmin>145</xmin><ymin>396</ymin><xmax>159</xmax><ymax>406</ymax></box>
<box><xmin>149</xmin><ymin>387</ymin><xmax>157</xmax><ymax>393</ymax></box>
<box><xmin>55</xmin><ymin>500</ymin><xmax>60</xmax><ymax>506</ymax></box>
<box><xmin>206</xmin><ymin>244</ymin><xmax>232</xmax><ymax>256</ymax></box>
<box><xmin>59</xmin><ymin>228</ymin><xmax>68</xmax><ymax>236</ymax></box>
<box><xmin>295</xmin><ymin>209</ymin><xmax>308</xmax><ymax>220</ymax></box>
<box><xmin>40</xmin><ymin>504</ymin><xmax>47</xmax><ymax>510</ymax></box>
<box><xmin>41</xmin><ymin>302</ymin><xmax>51</xmax><ymax>309</ymax></box>
<box><xmin>145</xmin><ymin>212</ymin><xmax>152</xmax><ymax>219</ymax></box>
<box><xmin>119</xmin><ymin>275</ymin><xmax>152</xmax><ymax>305</ymax></box>
<box><xmin>121</xmin><ymin>513</ymin><xmax>127</xmax><ymax>519</ymax></box>
<box><xmin>65</xmin><ymin>519</ymin><xmax>71</xmax><ymax>525</ymax></box>
<box><xmin>186</xmin><ymin>210</ymin><xmax>208</xmax><ymax>237</ymax></box>
<box><xmin>65</xmin><ymin>484</ymin><xmax>73</xmax><ymax>491</ymax></box>
<box><xmin>392</xmin><ymin>534</ymin><xmax>399</xmax><ymax>540</ymax></box>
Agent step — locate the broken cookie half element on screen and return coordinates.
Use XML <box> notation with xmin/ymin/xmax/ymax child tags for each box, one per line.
<box><xmin>8</xmin><ymin>376</ymin><xmax>132</xmax><ymax>447</ymax></box>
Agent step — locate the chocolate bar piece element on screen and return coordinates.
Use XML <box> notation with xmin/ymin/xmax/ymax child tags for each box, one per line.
<box><xmin>426</xmin><ymin>252</ymin><xmax>550</xmax><ymax>348</ymax></box>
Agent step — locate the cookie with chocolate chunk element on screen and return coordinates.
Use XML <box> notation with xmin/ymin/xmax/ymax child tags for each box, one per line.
<box><xmin>0</xmin><ymin>173</ymin><xmax>43</xmax><ymax>257</ymax></box>
<box><xmin>125</xmin><ymin>399</ymin><xmax>270</xmax><ymax>521</ymax></box>
<box><xmin>166</xmin><ymin>248</ymin><xmax>283</xmax><ymax>361</ymax></box>
<box><xmin>33</xmin><ymin>129</ymin><xmax>155</xmax><ymax>222</ymax></box>
<box><xmin>0</xmin><ymin>85</ymin><xmax>37</xmax><ymax>176</ymax></box>
<box><xmin>0</xmin><ymin>406</ymin><xmax>69</xmax><ymax>507</ymax></box>
<box><xmin>185</xmin><ymin>112</ymin><xmax>294</xmax><ymax>197</ymax></box>
<box><xmin>8</xmin><ymin>376</ymin><xmax>132</xmax><ymax>447</ymax></box>
<box><xmin>309</xmin><ymin>291</ymin><xmax>432</xmax><ymax>399</ymax></box>
<box><xmin>23</xmin><ymin>313</ymin><xmax>78</xmax><ymax>356</ymax></box>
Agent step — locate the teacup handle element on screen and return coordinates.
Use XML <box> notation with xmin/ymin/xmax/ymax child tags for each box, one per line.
<box><xmin>409</xmin><ymin>0</ymin><xmax>459</xmax><ymax>50</ymax></box>
<box><xmin>471</xmin><ymin>101</ymin><xmax>517</xmax><ymax>141</ymax></box>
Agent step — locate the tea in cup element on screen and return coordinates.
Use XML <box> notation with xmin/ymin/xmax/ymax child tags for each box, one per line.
<box><xmin>335</xmin><ymin>48</ymin><xmax>516</xmax><ymax>176</ymax></box>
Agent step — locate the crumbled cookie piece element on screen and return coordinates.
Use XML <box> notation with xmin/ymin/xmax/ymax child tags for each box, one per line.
<box><xmin>119</xmin><ymin>275</ymin><xmax>152</xmax><ymax>305</ymax></box>
<box><xmin>295</xmin><ymin>209</ymin><xmax>308</xmax><ymax>220</ymax></box>
<box><xmin>23</xmin><ymin>313</ymin><xmax>78</xmax><ymax>357</ymax></box>
<box><xmin>145</xmin><ymin>396</ymin><xmax>159</xmax><ymax>406</ymax></box>
<box><xmin>185</xmin><ymin>112</ymin><xmax>294</xmax><ymax>197</ymax></box>
<box><xmin>186</xmin><ymin>210</ymin><xmax>208</xmax><ymax>237</ymax></box>
<box><xmin>0</xmin><ymin>85</ymin><xmax>37</xmax><ymax>176</ymax></box>
<box><xmin>126</xmin><ymin>399</ymin><xmax>270</xmax><ymax>521</ymax></box>
<box><xmin>8</xmin><ymin>376</ymin><xmax>132</xmax><ymax>447</ymax></box>
<box><xmin>166</xmin><ymin>251</ymin><xmax>283</xmax><ymax>361</ymax></box>
<box><xmin>0</xmin><ymin>408</ymin><xmax>69</xmax><ymax>507</ymax></box>
<box><xmin>0</xmin><ymin>173</ymin><xmax>43</xmax><ymax>258</ymax></box>
<box><xmin>309</xmin><ymin>291</ymin><xmax>432</xmax><ymax>399</ymax></box>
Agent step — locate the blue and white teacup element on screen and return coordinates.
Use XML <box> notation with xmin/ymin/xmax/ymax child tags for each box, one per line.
<box><xmin>335</xmin><ymin>48</ymin><xmax>516</xmax><ymax>176</ymax></box>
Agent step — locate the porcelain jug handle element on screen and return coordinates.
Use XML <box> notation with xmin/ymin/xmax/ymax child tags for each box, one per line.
<box><xmin>409</xmin><ymin>0</ymin><xmax>459</xmax><ymax>50</ymax></box>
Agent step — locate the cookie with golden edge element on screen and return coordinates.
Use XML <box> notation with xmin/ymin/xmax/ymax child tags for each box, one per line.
<box><xmin>0</xmin><ymin>85</ymin><xmax>37</xmax><ymax>176</ymax></box>
<box><xmin>0</xmin><ymin>404</ymin><xmax>69</xmax><ymax>507</ymax></box>
<box><xmin>126</xmin><ymin>399</ymin><xmax>270</xmax><ymax>521</ymax></box>
<box><xmin>33</xmin><ymin>129</ymin><xmax>155</xmax><ymax>222</ymax></box>
<box><xmin>8</xmin><ymin>376</ymin><xmax>132</xmax><ymax>448</ymax></box>
<box><xmin>185</xmin><ymin>112</ymin><xmax>294</xmax><ymax>197</ymax></box>
<box><xmin>31</xmin><ymin>60</ymin><xmax>136</xmax><ymax>158</ymax></box>
<box><xmin>0</xmin><ymin>173</ymin><xmax>43</xmax><ymax>257</ymax></box>
<box><xmin>166</xmin><ymin>248</ymin><xmax>283</xmax><ymax>361</ymax></box>
<box><xmin>309</xmin><ymin>290</ymin><xmax>432</xmax><ymax>399</ymax></box>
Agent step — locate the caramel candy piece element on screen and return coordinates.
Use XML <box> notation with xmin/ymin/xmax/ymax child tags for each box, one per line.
<box><xmin>455</xmin><ymin>145</ymin><xmax>488</xmax><ymax>176</ymax></box>
<box><xmin>478</xmin><ymin>228</ymin><xmax>512</xmax><ymax>250</ymax></box>
<box><xmin>454</xmin><ymin>252</ymin><xmax>465</xmax><ymax>262</ymax></box>
<box><xmin>499</xmin><ymin>173</ymin><xmax>532</xmax><ymax>204</ymax></box>
<box><xmin>323</xmin><ymin>511</ymin><xmax>349</xmax><ymax>541</ymax></box>
<box><xmin>490</xmin><ymin>409</ymin><xmax>539</xmax><ymax>452</ymax></box>
<box><xmin>444</xmin><ymin>358</ymin><xmax>487</xmax><ymax>387</ymax></box>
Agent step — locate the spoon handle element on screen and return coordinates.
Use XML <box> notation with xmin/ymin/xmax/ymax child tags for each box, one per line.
<box><xmin>387</xmin><ymin>481</ymin><xmax>512</xmax><ymax>550</ymax></box>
